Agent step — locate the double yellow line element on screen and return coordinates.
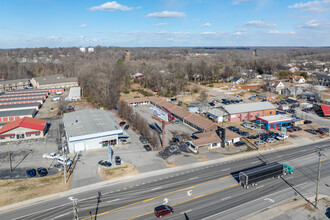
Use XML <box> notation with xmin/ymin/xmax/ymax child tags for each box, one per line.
<box><xmin>81</xmin><ymin>175</ymin><xmax>234</xmax><ymax>220</ymax></box>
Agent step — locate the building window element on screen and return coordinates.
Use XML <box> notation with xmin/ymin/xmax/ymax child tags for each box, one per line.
<box><xmin>26</xmin><ymin>134</ymin><xmax>31</xmax><ymax>137</ymax></box>
<box><xmin>35</xmin><ymin>133</ymin><xmax>40</xmax><ymax>136</ymax></box>
<box><xmin>110</xmin><ymin>139</ymin><xmax>117</xmax><ymax>145</ymax></box>
<box><xmin>0</xmin><ymin>137</ymin><xmax>5</xmax><ymax>140</ymax></box>
<box><xmin>212</xmin><ymin>143</ymin><xmax>218</xmax><ymax>147</ymax></box>
<box><xmin>10</xmin><ymin>135</ymin><xmax>15</xmax><ymax>139</ymax></box>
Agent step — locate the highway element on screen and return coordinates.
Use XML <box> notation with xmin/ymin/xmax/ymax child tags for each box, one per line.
<box><xmin>1</xmin><ymin>140</ymin><xmax>330</xmax><ymax>220</ymax></box>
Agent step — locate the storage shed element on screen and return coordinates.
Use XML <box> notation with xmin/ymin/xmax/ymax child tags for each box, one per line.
<box><xmin>0</xmin><ymin>109</ymin><xmax>37</xmax><ymax>122</ymax></box>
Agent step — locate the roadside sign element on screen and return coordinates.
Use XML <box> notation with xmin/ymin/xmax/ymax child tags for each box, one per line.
<box><xmin>153</xmin><ymin>108</ymin><xmax>168</xmax><ymax>122</ymax></box>
<box><xmin>281</xmin><ymin>127</ymin><xmax>287</xmax><ymax>136</ymax></box>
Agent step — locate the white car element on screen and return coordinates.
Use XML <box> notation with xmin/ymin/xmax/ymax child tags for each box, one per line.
<box><xmin>43</xmin><ymin>152</ymin><xmax>61</xmax><ymax>159</ymax></box>
<box><xmin>266</xmin><ymin>138</ymin><xmax>276</xmax><ymax>143</ymax></box>
<box><xmin>187</xmin><ymin>141</ymin><xmax>198</xmax><ymax>154</ymax></box>
<box><xmin>56</xmin><ymin>91</ymin><xmax>63</xmax><ymax>95</ymax></box>
<box><xmin>52</xmin><ymin>96</ymin><xmax>60</xmax><ymax>101</ymax></box>
<box><xmin>57</xmin><ymin>156</ymin><xmax>73</xmax><ymax>166</ymax></box>
<box><xmin>276</xmin><ymin>135</ymin><xmax>288</xmax><ymax>140</ymax></box>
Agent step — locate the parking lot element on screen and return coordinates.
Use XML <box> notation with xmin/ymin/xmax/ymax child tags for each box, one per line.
<box><xmin>0</xmin><ymin>117</ymin><xmax>62</xmax><ymax>179</ymax></box>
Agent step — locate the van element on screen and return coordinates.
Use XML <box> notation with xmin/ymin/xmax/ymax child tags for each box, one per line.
<box><xmin>57</xmin><ymin>156</ymin><xmax>72</xmax><ymax>166</ymax></box>
<box><xmin>187</xmin><ymin>141</ymin><xmax>198</xmax><ymax>154</ymax></box>
<box><xmin>52</xmin><ymin>96</ymin><xmax>60</xmax><ymax>101</ymax></box>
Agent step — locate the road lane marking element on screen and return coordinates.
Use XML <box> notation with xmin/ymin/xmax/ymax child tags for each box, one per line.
<box><xmin>150</xmin><ymin>187</ymin><xmax>162</xmax><ymax>191</ymax></box>
<box><xmin>188</xmin><ymin>177</ymin><xmax>198</xmax><ymax>181</ymax></box>
<box><xmin>187</xmin><ymin>190</ymin><xmax>192</xmax><ymax>196</ymax></box>
<box><xmin>251</xmin><ymin>161</ymin><xmax>258</xmax><ymax>164</ymax></box>
<box><xmin>107</xmin><ymin>199</ymin><xmax>120</xmax><ymax>203</ymax></box>
<box><xmin>321</xmin><ymin>158</ymin><xmax>330</xmax><ymax>162</ymax></box>
<box><xmin>180</xmin><ymin>209</ymin><xmax>192</xmax><ymax>214</ymax></box>
<box><xmin>222</xmin><ymin>168</ymin><xmax>230</xmax><ymax>171</ymax></box>
<box><xmin>221</xmin><ymin>196</ymin><xmax>231</xmax><ymax>201</ymax></box>
<box><xmin>80</xmin><ymin>175</ymin><xmax>232</xmax><ymax>220</ymax></box>
<box><xmin>256</xmin><ymin>185</ymin><xmax>264</xmax><ymax>189</ymax></box>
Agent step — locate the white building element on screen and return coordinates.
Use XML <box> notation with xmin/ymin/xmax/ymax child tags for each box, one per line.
<box><xmin>205</xmin><ymin>108</ymin><xmax>226</xmax><ymax>123</ymax></box>
<box><xmin>88</xmin><ymin>47</ymin><xmax>94</xmax><ymax>53</ymax></box>
<box><xmin>80</xmin><ymin>47</ymin><xmax>86</xmax><ymax>52</ymax></box>
<box><xmin>66</xmin><ymin>87</ymin><xmax>81</xmax><ymax>101</ymax></box>
<box><xmin>63</xmin><ymin>110</ymin><xmax>123</xmax><ymax>153</ymax></box>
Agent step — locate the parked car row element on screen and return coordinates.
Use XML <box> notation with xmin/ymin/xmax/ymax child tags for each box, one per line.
<box><xmin>287</xmin><ymin>126</ymin><xmax>302</xmax><ymax>132</ymax></box>
<box><xmin>227</xmin><ymin>126</ymin><xmax>249</xmax><ymax>137</ymax></box>
<box><xmin>43</xmin><ymin>152</ymin><xmax>73</xmax><ymax>166</ymax></box>
<box><xmin>220</xmin><ymin>99</ymin><xmax>243</xmax><ymax>105</ymax></box>
<box><xmin>305</xmin><ymin>128</ymin><xmax>328</xmax><ymax>135</ymax></box>
<box><xmin>26</xmin><ymin>167</ymin><xmax>48</xmax><ymax>177</ymax></box>
<box><xmin>241</xmin><ymin>123</ymin><xmax>257</xmax><ymax>130</ymax></box>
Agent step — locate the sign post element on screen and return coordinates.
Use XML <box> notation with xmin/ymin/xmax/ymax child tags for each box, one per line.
<box><xmin>153</xmin><ymin>108</ymin><xmax>168</xmax><ymax>149</ymax></box>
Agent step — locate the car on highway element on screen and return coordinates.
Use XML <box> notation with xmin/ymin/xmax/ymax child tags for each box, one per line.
<box><xmin>37</xmin><ymin>167</ymin><xmax>48</xmax><ymax>177</ymax></box>
<box><xmin>255</xmin><ymin>140</ymin><xmax>266</xmax><ymax>145</ymax></box>
<box><xmin>57</xmin><ymin>156</ymin><xmax>73</xmax><ymax>166</ymax></box>
<box><xmin>234</xmin><ymin>141</ymin><xmax>246</xmax><ymax>147</ymax></box>
<box><xmin>115</xmin><ymin>156</ymin><xmax>121</xmax><ymax>165</ymax></box>
<box><xmin>143</xmin><ymin>145</ymin><xmax>152</xmax><ymax>151</ymax></box>
<box><xmin>26</xmin><ymin>169</ymin><xmax>37</xmax><ymax>177</ymax></box>
<box><xmin>119</xmin><ymin>121</ymin><xmax>126</xmax><ymax>126</ymax></box>
<box><xmin>139</xmin><ymin>136</ymin><xmax>148</xmax><ymax>144</ymax></box>
<box><xmin>154</xmin><ymin>205</ymin><xmax>174</xmax><ymax>218</ymax></box>
<box><xmin>43</xmin><ymin>152</ymin><xmax>61</xmax><ymax>159</ymax></box>
<box><xmin>98</xmin><ymin>160</ymin><xmax>112</xmax><ymax>167</ymax></box>
<box><xmin>304</xmin><ymin>120</ymin><xmax>312</xmax><ymax>124</ymax></box>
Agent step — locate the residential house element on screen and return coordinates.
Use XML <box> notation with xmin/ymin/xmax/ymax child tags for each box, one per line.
<box><xmin>230</xmin><ymin>77</ymin><xmax>245</xmax><ymax>84</ymax></box>
<box><xmin>261</xmin><ymin>74</ymin><xmax>277</xmax><ymax>80</ymax></box>
<box><xmin>269</xmin><ymin>80</ymin><xmax>285</xmax><ymax>94</ymax></box>
<box><xmin>281</xmin><ymin>86</ymin><xmax>303</xmax><ymax>96</ymax></box>
<box><xmin>315</xmin><ymin>74</ymin><xmax>330</xmax><ymax>87</ymax></box>
<box><xmin>289</xmin><ymin>75</ymin><xmax>305</xmax><ymax>84</ymax></box>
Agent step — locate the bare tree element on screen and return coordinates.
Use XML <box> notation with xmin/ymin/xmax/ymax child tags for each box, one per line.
<box><xmin>57</xmin><ymin>98</ymin><xmax>67</xmax><ymax>115</ymax></box>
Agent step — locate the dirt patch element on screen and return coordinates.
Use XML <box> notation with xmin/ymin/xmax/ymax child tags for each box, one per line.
<box><xmin>98</xmin><ymin>163</ymin><xmax>139</xmax><ymax>180</ymax></box>
<box><xmin>0</xmin><ymin>171</ymin><xmax>70</xmax><ymax>207</ymax></box>
<box><xmin>163</xmin><ymin>161</ymin><xmax>179</xmax><ymax>168</ymax></box>
<box><xmin>195</xmin><ymin>155</ymin><xmax>209</xmax><ymax>162</ymax></box>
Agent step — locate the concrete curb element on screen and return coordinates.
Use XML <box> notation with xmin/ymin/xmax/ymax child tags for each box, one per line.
<box><xmin>1</xmin><ymin>137</ymin><xmax>329</xmax><ymax>213</ymax></box>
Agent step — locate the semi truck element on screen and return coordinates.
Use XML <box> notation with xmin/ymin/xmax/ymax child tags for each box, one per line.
<box><xmin>239</xmin><ymin>162</ymin><xmax>294</xmax><ymax>188</ymax></box>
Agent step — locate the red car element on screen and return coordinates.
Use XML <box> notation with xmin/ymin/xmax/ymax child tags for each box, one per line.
<box><xmin>316</xmin><ymin>129</ymin><xmax>326</xmax><ymax>135</ymax></box>
<box><xmin>154</xmin><ymin>205</ymin><xmax>174</xmax><ymax>218</ymax></box>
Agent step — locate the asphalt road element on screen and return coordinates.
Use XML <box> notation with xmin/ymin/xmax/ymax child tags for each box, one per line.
<box><xmin>1</xmin><ymin>140</ymin><xmax>330</xmax><ymax>220</ymax></box>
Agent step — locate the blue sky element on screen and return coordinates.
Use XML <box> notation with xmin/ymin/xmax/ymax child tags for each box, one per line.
<box><xmin>1</xmin><ymin>0</ymin><xmax>330</xmax><ymax>48</ymax></box>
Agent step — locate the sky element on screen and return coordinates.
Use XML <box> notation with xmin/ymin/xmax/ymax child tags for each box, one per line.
<box><xmin>1</xmin><ymin>0</ymin><xmax>330</xmax><ymax>48</ymax></box>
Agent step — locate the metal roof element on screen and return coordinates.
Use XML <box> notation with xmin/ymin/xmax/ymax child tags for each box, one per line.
<box><xmin>0</xmin><ymin>78</ymin><xmax>29</xmax><ymax>85</ymax></box>
<box><xmin>0</xmin><ymin>102</ymin><xmax>40</xmax><ymax>109</ymax></box>
<box><xmin>257</xmin><ymin>115</ymin><xmax>293</xmax><ymax>123</ymax></box>
<box><xmin>223</xmin><ymin>102</ymin><xmax>276</xmax><ymax>114</ymax></box>
<box><xmin>68</xmin><ymin>87</ymin><xmax>81</xmax><ymax>99</ymax></box>
<box><xmin>206</xmin><ymin>108</ymin><xmax>226</xmax><ymax>116</ymax></box>
<box><xmin>0</xmin><ymin>94</ymin><xmax>46</xmax><ymax>100</ymax></box>
<box><xmin>0</xmin><ymin>117</ymin><xmax>46</xmax><ymax>134</ymax></box>
<box><xmin>0</xmin><ymin>98</ymin><xmax>44</xmax><ymax>103</ymax></box>
<box><xmin>63</xmin><ymin>110</ymin><xmax>121</xmax><ymax>138</ymax></box>
<box><xmin>0</xmin><ymin>109</ymin><xmax>36</xmax><ymax>117</ymax></box>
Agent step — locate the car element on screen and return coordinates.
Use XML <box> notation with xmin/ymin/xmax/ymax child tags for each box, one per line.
<box><xmin>234</xmin><ymin>141</ymin><xmax>246</xmax><ymax>147</ymax></box>
<box><xmin>139</xmin><ymin>136</ymin><xmax>148</xmax><ymax>144</ymax></box>
<box><xmin>98</xmin><ymin>160</ymin><xmax>112</xmax><ymax>167</ymax></box>
<box><xmin>115</xmin><ymin>156</ymin><xmax>121</xmax><ymax>165</ymax></box>
<box><xmin>266</xmin><ymin>138</ymin><xmax>276</xmax><ymax>143</ymax></box>
<box><xmin>57</xmin><ymin>156</ymin><xmax>73</xmax><ymax>166</ymax></box>
<box><xmin>67</xmin><ymin>106</ymin><xmax>75</xmax><ymax>112</ymax></box>
<box><xmin>173</xmin><ymin>120</ymin><xmax>180</xmax><ymax>124</ymax></box>
<box><xmin>172</xmin><ymin>135</ymin><xmax>180</xmax><ymax>142</ymax></box>
<box><xmin>119</xmin><ymin>121</ymin><xmax>126</xmax><ymax>126</ymax></box>
<box><xmin>124</xmin><ymin>125</ymin><xmax>129</xmax><ymax>130</ymax></box>
<box><xmin>305</xmin><ymin>129</ymin><xmax>318</xmax><ymax>135</ymax></box>
<box><xmin>227</xmin><ymin>126</ymin><xmax>239</xmax><ymax>132</ymax></box>
<box><xmin>292</xmin><ymin>126</ymin><xmax>302</xmax><ymax>131</ymax></box>
<box><xmin>52</xmin><ymin>96</ymin><xmax>60</xmax><ymax>101</ymax></box>
<box><xmin>276</xmin><ymin>135</ymin><xmax>288</xmax><ymax>140</ymax></box>
<box><xmin>248</xmin><ymin>135</ymin><xmax>259</xmax><ymax>139</ymax></box>
<box><xmin>235</xmin><ymin>100</ymin><xmax>240</xmax><ymax>103</ymax></box>
<box><xmin>304</xmin><ymin>120</ymin><xmax>312</xmax><ymax>124</ymax></box>
<box><xmin>255</xmin><ymin>140</ymin><xmax>266</xmax><ymax>145</ymax></box>
<box><xmin>249</xmin><ymin>96</ymin><xmax>256</xmax><ymax>100</ymax></box>
<box><xmin>230</xmin><ymin>100</ymin><xmax>236</xmax><ymax>104</ymax></box>
<box><xmin>55</xmin><ymin>91</ymin><xmax>63</xmax><ymax>95</ymax></box>
<box><xmin>154</xmin><ymin>205</ymin><xmax>174</xmax><ymax>218</ymax></box>
<box><xmin>271</xmin><ymin>133</ymin><xmax>280</xmax><ymax>138</ymax></box>
<box><xmin>43</xmin><ymin>152</ymin><xmax>61</xmax><ymax>159</ymax></box>
<box><xmin>187</xmin><ymin>141</ymin><xmax>198</xmax><ymax>154</ymax></box>
<box><xmin>26</xmin><ymin>169</ymin><xmax>37</xmax><ymax>177</ymax></box>
<box><xmin>209</xmin><ymin>102</ymin><xmax>215</xmax><ymax>106</ymax></box>
<box><xmin>143</xmin><ymin>145</ymin><xmax>152</xmax><ymax>151</ymax></box>
<box><xmin>287</xmin><ymin>128</ymin><xmax>295</xmax><ymax>133</ymax></box>
<box><xmin>240</xmin><ymin>131</ymin><xmax>249</xmax><ymax>137</ymax></box>
<box><xmin>37</xmin><ymin>167</ymin><xmax>48</xmax><ymax>177</ymax></box>
<box><xmin>261</xmin><ymin>99</ymin><xmax>268</xmax><ymax>102</ymax></box>
<box><xmin>319</xmin><ymin>128</ymin><xmax>329</xmax><ymax>133</ymax></box>
<box><xmin>316</xmin><ymin>129</ymin><xmax>326</xmax><ymax>135</ymax></box>
<box><xmin>120</xmin><ymin>139</ymin><xmax>128</xmax><ymax>145</ymax></box>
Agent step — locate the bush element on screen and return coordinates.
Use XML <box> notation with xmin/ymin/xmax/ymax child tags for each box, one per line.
<box><xmin>208</xmin><ymin>84</ymin><xmax>214</xmax><ymax>87</ymax></box>
<box><xmin>122</xmin><ymin>89</ymin><xmax>130</xmax><ymax>94</ymax></box>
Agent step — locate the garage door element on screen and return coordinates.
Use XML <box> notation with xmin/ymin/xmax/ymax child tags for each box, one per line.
<box><xmin>74</xmin><ymin>142</ymin><xmax>85</xmax><ymax>152</ymax></box>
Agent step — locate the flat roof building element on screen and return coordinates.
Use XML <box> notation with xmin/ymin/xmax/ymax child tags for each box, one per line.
<box><xmin>256</xmin><ymin>115</ymin><xmax>293</xmax><ymax>131</ymax></box>
<box><xmin>0</xmin><ymin>102</ymin><xmax>40</xmax><ymax>112</ymax></box>
<box><xmin>63</xmin><ymin>109</ymin><xmax>123</xmax><ymax>153</ymax></box>
<box><xmin>0</xmin><ymin>109</ymin><xmax>37</xmax><ymax>122</ymax></box>
<box><xmin>30</xmin><ymin>74</ymin><xmax>78</xmax><ymax>89</ymax></box>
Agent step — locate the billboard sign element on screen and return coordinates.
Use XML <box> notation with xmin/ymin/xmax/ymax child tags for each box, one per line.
<box><xmin>153</xmin><ymin>108</ymin><xmax>168</xmax><ymax>122</ymax></box>
<box><xmin>281</xmin><ymin>127</ymin><xmax>287</xmax><ymax>136</ymax></box>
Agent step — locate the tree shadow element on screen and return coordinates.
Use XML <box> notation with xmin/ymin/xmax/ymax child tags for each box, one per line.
<box><xmin>12</xmin><ymin>149</ymin><xmax>32</xmax><ymax>172</ymax></box>
<box><xmin>94</xmin><ymin>191</ymin><xmax>102</xmax><ymax>220</ymax></box>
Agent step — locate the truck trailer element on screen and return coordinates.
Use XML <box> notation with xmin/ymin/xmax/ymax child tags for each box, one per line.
<box><xmin>239</xmin><ymin>162</ymin><xmax>294</xmax><ymax>188</ymax></box>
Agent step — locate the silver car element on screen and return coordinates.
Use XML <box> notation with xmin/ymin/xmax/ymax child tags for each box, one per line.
<box><xmin>255</xmin><ymin>140</ymin><xmax>266</xmax><ymax>145</ymax></box>
<box><xmin>266</xmin><ymin>138</ymin><xmax>276</xmax><ymax>143</ymax></box>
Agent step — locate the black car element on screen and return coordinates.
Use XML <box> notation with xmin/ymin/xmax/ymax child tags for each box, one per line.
<box><xmin>26</xmin><ymin>169</ymin><xmax>36</xmax><ymax>177</ymax></box>
<box><xmin>209</xmin><ymin>102</ymin><xmax>215</xmax><ymax>106</ymax></box>
<box><xmin>230</xmin><ymin>100</ymin><xmax>236</xmax><ymax>104</ymax></box>
<box><xmin>124</xmin><ymin>125</ymin><xmax>129</xmax><ymax>130</ymax></box>
<box><xmin>248</xmin><ymin>135</ymin><xmax>259</xmax><ymax>139</ymax></box>
<box><xmin>234</xmin><ymin>141</ymin><xmax>246</xmax><ymax>147</ymax></box>
<box><xmin>292</xmin><ymin>126</ymin><xmax>302</xmax><ymax>131</ymax></box>
<box><xmin>304</xmin><ymin>120</ymin><xmax>312</xmax><ymax>124</ymax></box>
<box><xmin>115</xmin><ymin>156</ymin><xmax>121</xmax><ymax>165</ymax></box>
<box><xmin>37</xmin><ymin>167</ymin><xmax>48</xmax><ymax>177</ymax></box>
<box><xmin>139</xmin><ymin>136</ymin><xmax>148</xmax><ymax>144</ymax></box>
<box><xmin>305</xmin><ymin>129</ymin><xmax>318</xmax><ymax>135</ymax></box>
<box><xmin>143</xmin><ymin>145</ymin><xmax>152</xmax><ymax>151</ymax></box>
<box><xmin>98</xmin><ymin>160</ymin><xmax>112</xmax><ymax>167</ymax></box>
<box><xmin>240</xmin><ymin>131</ymin><xmax>249</xmax><ymax>137</ymax></box>
<box><xmin>319</xmin><ymin>128</ymin><xmax>329</xmax><ymax>132</ymax></box>
<box><xmin>119</xmin><ymin>121</ymin><xmax>126</xmax><ymax>126</ymax></box>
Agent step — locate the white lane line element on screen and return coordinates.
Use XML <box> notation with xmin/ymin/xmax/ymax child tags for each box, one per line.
<box><xmin>136</xmin><ymin>184</ymin><xmax>139</xmax><ymax>187</ymax></box>
<box><xmin>165</xmin><ymin>177</ymin><xmax>169</xmax><ymax>179</ymax></box>
<box><xmin>188</xmin><ymin>177</ymin><xmax>199</xmax><ymax>181</ymax></box>
<box><xmin>154</xmin><ymin>180</ymin><xmax>157</xmax><ymax>182</ymax></box>
<box><xmin>148</xmin><ymin>181</ymin><xmax>151</xmax><ymax>183</ymax></box>
<box><xmin>251</xmin><ymin>161</ymin><xmax>259</xmax><ymax>164</ymax></box>
<box><xmin>106</xmin><ymin>198</ymin><xmax>120</xmax><ymax>203</ymax></box>
<box><xmin>256</xmin><ymin>185</ymin><xmax>264</xmax><ymax>189</ymax></box>
<box><xmin>123</xmin><ymin>188</ymin><xmax>127</xmax><ymax>190</ymax></box>
<box><xmin>222</xmin><ymin>168</ymin><xmax>230</xmax><ymax>171</ymax></box>
<box><xmin>221</xmin><ymin>196</ymin><xmax>232</xmax><ymax>201</ymax></box>
<box><xmin>110</xmin><ymin>191</ymin><xmax>114</xmax><ymax>193</ymax></box>
<box><xmin>180</xmin><ymin>209</ymin><xmax>192</xmax><ymax>214</ymax></box>
<box><xmin>130</xmin><ymin>186</ymin><xmax>133</xmax><ymax>188</ymax></box>
<box><xmin>117</xmin><ymin>189</ymin><xmax>120</xmax><ymax>192</ymax></box>
<box><xmin>301</xmin><ymin>149</ymin><xmax>307</xmax><ymax>152</ymax></box>
<box><xmin>277</xmin><ymin>155</ymin><xmax>281</xmax><ymax>157</ymax></box>
<box><xmin>142</xmin><ymin>183</ymin><xmax>145</xmax><ymax>185</ymax></box>
<box><xmin>151</xmin><ymin>187</ymin><xmax>162</xmax><ymax>191</ymax></box>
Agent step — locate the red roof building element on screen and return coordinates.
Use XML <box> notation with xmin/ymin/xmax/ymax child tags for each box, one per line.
<box><xmin>0</xmin><ymin>117</ymin><xmax>47</xmax><ymax>141</ymax></box>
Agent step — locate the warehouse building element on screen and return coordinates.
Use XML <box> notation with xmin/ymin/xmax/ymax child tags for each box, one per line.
<box><xmin>0</xmin><ymin>91</ymin><xmax>48</xmax><ymax>98</ymax></box>
<box><xmin>222</xmin><ymin>102</ymin><xmax>276</xmax><ymax>122</ymax></box>
<box><xmin>30</xmin><ymin>74</ymin><xmax>78</xmax><ymax>89</ymax></box>
<box><xmin>0</xmin><ymin>98</ymin><xmax>44</xmax><ymax>106</ymax></box>
<box><xmin>0</xmin><ymin>94</ymin><xmax>47</xmax><ymax>101</ymax></box>
<box><xmin>0</xmin><ymin>103</ymin><xmax>40</xmax><ymax>112</ymax></box>
<box><xmin>0</xmin><ymin>117</ymin><xmax>47</xmax><ymax>142</ymax></box>
<box><xmin>0</xmin><ymin>109</ymin><xmax>37</xmax><ymax>122</ymax></box>
<box><xmin>256</xmin><ymin>115</ymin><xmax>293</xmax><ymax>131</ymax></box>
<box><xmin>65</xmin><ymin>87</ymin><xmax>81</xmax><ymax>101</ymax></box>
<box><xmin>0</xmin><ymin>79</ymin><xmax>30</xmax><ymax>92</ymax></box>
<box><xmin>63</xmin><ymin>110</ymin><xmax>123</xmax><ymax>153</ymax></box>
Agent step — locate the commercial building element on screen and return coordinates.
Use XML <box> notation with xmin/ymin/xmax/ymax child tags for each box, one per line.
<box><xmin>63</xmin><ymin>110</ymin><xmax>123</xmax><ymax>153</ymax></box>
<box><xmin>0</xmin><ymin>94</ymin><xmax>47</xmax><ymax>101</ymax></box>
<box><xmin>30</xmin><ymin>74</ymin><xmax>78</xmax><ymax>89</ymax></box>
<box><xmin>222</xmin><ymin>102</ymin><xmax>276</xmax><ymax>122</ymax></box>
<box><xmin>0</xmin><ymin>103</ymin><xmax>40</xmax><ymax>112</ymax></box>
<box><xmin>0</xmin><ymin>117</ymin><xmax>47</xmax><ymax>142</ymax></box>
<box><xmin>314</xmin><ymin>104</ymin><xmax>330</xmax><ymax>117</ymax></box>
<box><xmin>191</xmin><ymin>129</ymin><xmax>241</xmax><ymax>149</ymax></box>
<box><xmin>256</xmin><ymin>115</ymin><xmax>293</xmax><ymax>131</ymax></box>
<box><xmin>205</xmin><ymin>108</ymin><xmax>226</xmax><ymax>123</ymax></box>
<box><xmin>0</xmin><ymin>79</ymin><xmax>30</xmax><ymax>92</ymax></box>
<box><xmin>0</xmin><ymin>109</ymin><xmax>37</xmax><ymax>122</ymax></box>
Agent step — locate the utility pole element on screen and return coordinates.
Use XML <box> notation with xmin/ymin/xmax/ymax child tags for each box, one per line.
<box><xmin>62</xmin><ymin>140</ymin><xmax>67</xmax><ymax>183</ymax></box>
<box><xmin>315</xmin><ymin>147</ymin><xmax>323</xmax><ymax>209</ymax></box>
<box><xmin>68</xmin><ymin>197</ymin><xmax>79</xmax><ymax>220</ymax></box>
